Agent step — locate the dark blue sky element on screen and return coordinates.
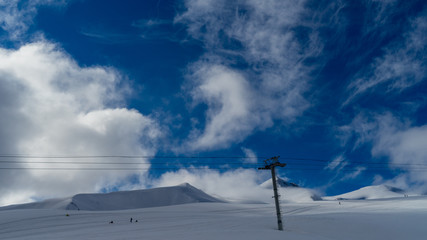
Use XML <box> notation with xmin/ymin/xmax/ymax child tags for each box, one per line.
<box><xmin>0</xmin><ymin>0</ymin><xmax>426</xmax><ymax>204</ymax></box>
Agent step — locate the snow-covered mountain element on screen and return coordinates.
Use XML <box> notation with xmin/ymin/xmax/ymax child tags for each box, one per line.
<box><xmin>1</xmin><ymin>182</ymin><xmax>427</xmax><ymax>239</ymax></box>
<box><xmin>2</xmin><ymin>192</ymin><xmax>426</xmax><ymax>240</ymax></box>
<box><xmin>260</xmin><ymin>177</ymin><xmax>321</xmax><ymax>202</ymax></box>
<box><xmin>1</xmin><ymin>183</ymin><xmax>222</xmax><ymax>211</ymax></box>
<box><xmin>323</xmin><ymin>184</ymin><xmax>407</xmax><ymax>200</ymax></box>
<box><xmin>260</xmin><ymin>177</ymin><xmax>299</xmax><ymax>188</ymax></box>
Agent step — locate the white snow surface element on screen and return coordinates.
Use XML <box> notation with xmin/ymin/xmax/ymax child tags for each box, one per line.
<box><xmin>1</xmin><ymin>184</ymin><xmax>427</xmax><ymax>239</ymax></box>
<box><xmin>1</xmin><ymin>195</ymin><xmax>427</xmax><ymax>239</ymax></box>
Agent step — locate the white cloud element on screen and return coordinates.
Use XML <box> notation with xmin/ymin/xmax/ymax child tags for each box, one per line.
<box><xmin>132</xmin><ymin>19</ymin><xmax>170</xmax><ymax>28</ymax></box>
<box><xmin>0</xmin><ymin>41</ymin><xmax>161</xmax><ymax>206</ymax></box>
<box><xmin>178</xmin><ymin>0</ymin><xmax>318</xmax><ymax>150</ymax></box>
<box><xmin>340</xmin><ymin>166</ymin><xmax>366</xmax><ymax>181</ymax></box>
<box><xmin>325</xmin><ymin>155</ymin><xmax>348</xmax><ymax>171</ymax></box>
<box><xmin>345</xmin><ymin>9</ymin><xmax>427</xmax><ymax>105</ymax></box>
<box><xmin>241</xmin><ymin>147</ymin><xmax>257</xmax><ymax>164</ymax></box>
<box><xmin>322</xmin><ymin>154</ymin><xmax>366</xmax><ymax>186</ymax></box>
<box><xmin>339</xmin><ymin>112</ymin><xmax>427</xmax><ymax>191</ymax></box>
<box><xmin>152</xmin><ymin>167</ymin><xmax>271</xmax><ymax>203</ymax></box>
<box><xmin>338</xmin><ymin>113</ymin><xmax>390</xmax><ymax>150</ymax></box>
<box><xmin>153</xmin><ymin>167</ymin><xmax>320</xmax><ymax>203</ymax></box>
<box><xmin>185</xmin><ymin>65</ymin><xmax>262</xmax><ymax>150</ymax></box>
<box><xmin>0</xmin><ymin>0</ymin><xmax>66</xmax><ymax>40</ymax></box>
<box><xmin>373</xmin><ymin>123</ymin><xmax>427</xmax><ymax>183</ymax></box>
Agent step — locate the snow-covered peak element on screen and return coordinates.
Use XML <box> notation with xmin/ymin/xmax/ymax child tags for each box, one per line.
<box><xmin>260</xmin><ymin>177</ymin><xmax>299</xmax><ymax>189</ymax></box>
<box><xmin>277</xmin><ymin>177</ymin><xmax>300</xmax><ymax>188</ymax></box>
<box><xmin>1</xmin><ymin>183</ymin><xmax>222</xmax><ymax>211</ymax></box>
<box><xmin>324</xmin><ymin>185</ymin><xmax>407</xmax><ymax>200</ymax></box>
<box><xmin>260</xmin><ymin>177</ymin><xmax>321</xmax><ymax>202</ymax></box>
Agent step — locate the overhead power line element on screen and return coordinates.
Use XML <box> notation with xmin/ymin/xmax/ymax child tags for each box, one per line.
<box><xmin>0</xmin><ymin>160</ymin><xmax>261</xmax><ymax>166</ymax></box>
<box><xmin>0</xmin><ymin>166</ymin><xmax>259</xmax><ymax>171</ymax></box>
<box><xmin>0</xmin><ymin>157</ymin><xmax>426</xmax><ymax>167</ymax></box>
<box><xmin>0</xmin><ymin>155</ymin><xmax>263</xmax><ymax>159</ymax></box>
<box><xmin>0</xmin><ymin>154</ymin><xmax>426</xmax><ymax>171</ymax></box>
<box><xmin>1</xmin><ymin>154</ymin><xmax>425</xmax><ymax>166</ymax></box>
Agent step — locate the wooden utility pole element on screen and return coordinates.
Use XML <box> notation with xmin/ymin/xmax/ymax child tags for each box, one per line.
<box><xmin>258</xmin><ymin>156</ymin><xmax>286</xmax><ymax>231</ymax></box>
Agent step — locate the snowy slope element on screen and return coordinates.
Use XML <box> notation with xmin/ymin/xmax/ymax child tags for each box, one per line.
<box><xmin>323</xmin><ymin>185</ymin><xmax>407</xmax><ymax>200</ymax></box>
<box><xmin>261</xmin><ymin>177</ymin><xmax>321</xmax><ymax>202</ymax></box>
<box><xmin>0</xmin><ymin>197</ymin><xmax>72</xmax><ymax>210</ymax></box>
<box><xmin>2</xmin><ymin>184</ymin><xmax>427</xmax><ymax>239</ymax></box>
<box><xmin>1</xmin><ymin>183</ymin><xmax>222</xmax><ymax>211</ymax></box>
<box><xmin>1</xmin><ymin>196</ymin><xmax>427</xmax><ymax>240</ymax></box>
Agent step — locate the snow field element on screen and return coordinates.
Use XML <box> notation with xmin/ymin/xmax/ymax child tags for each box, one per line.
<box><xmin>1</xmin><ymin>197</ymin><xmax>427</xmax><ymax>240</ymax></box>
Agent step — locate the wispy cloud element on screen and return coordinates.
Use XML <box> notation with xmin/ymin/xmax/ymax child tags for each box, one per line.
<box><xmin>177</xmin><ymin>0</ymin><xmax>326</xmax><ymax>150</ymax></box>
<box><xmin>241</xmin><ymin>147</ymin><xmax>258</xmax><ymax>164</ymax></box>
<box><xmin>0</xmin><ymin>0</ymin><xmax>66</xmax><ymax>41</ymax></box>
<box><xmin>325</xmin><ymin>155</ymin><xmax>348</xmax><ymax>171</ymax></box>
<box><xmin>344</xmin><ymin>7</ymin><xmax>427</xmax><ymax>105</ymax></box>
<box><xmin>184</xmin><ymin>65</ymin><xmax>261</xmax><ymax>150</ymax></box>
<box><xmin>79</xmin><ymin>29</ymin><xmax>139</xmax><ymax>44</ymax></box>
<box><xmin>322</xmin><ymin>154</ymin><xmax>366</xmax><ymax>190</ymax></box>
<box><xmin>132</xmin><ymin>19</ymin><xmax>171</xmax><ymax>28</ymax></box>
<box><xmin>132</xmin><ymin>18</ymin><xmax>184</xmax><ymax>42</ymax></box>
<box><xmin>340</xmin><ymin>166</ymin><xmax>366</xmax><ymax>181</ymax></box>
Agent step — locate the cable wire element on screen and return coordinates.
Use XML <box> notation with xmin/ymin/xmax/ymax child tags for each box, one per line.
<box><xmin>1</xmin><ymin>154</ymin><xmax>426</xmax><ymax>171</ymax></box>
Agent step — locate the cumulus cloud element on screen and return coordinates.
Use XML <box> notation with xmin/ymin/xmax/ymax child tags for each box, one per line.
<box><xmin>152</xmin><ymin>167</ymin><xmax>272</xmax><ymax>203</ymax></box>
<box><xmin>153</xmin><ymin>167</ymin><xmax>321</xmax><ymax>203</ymax></box>
<box><xmin>373</xmin><ymin>122</ymin><xmax>427</xmax><ymax>185</ymax></box>
<box><xmin>0</xmin><ymin>41</ymin><xmax>161</xmax><ymax>206</ymax></box>
<box><xmin>340</xmin><ymin>112</ymin><xmax>427</xmax><ymax>192</ymax></box>
<box><xmin>177</xmin><ymin>0</ymin><xmax>321</xmax><ymax>151</ymax></box>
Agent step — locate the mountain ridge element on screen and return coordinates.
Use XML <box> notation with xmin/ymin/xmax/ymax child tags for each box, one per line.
<box><xmin>1</xmin><ymin>183</ymin><xmax>222</xmax><ymax>211</ymax></box>
<box><xmin>323</xmin><ymin>184</ymin><xmax>407</xmax><ymax>200</ymax></box>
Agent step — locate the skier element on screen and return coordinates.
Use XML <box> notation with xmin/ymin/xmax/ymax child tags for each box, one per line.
<box><xmin>130</xmin><ymin>217</ymin><xmax>133</xmax><ymax>223</ymax></box>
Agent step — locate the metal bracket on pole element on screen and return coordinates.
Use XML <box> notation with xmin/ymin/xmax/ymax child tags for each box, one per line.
<box><xmin>258</xmin><ymin>156</ymin><xmax>286</xmax><ymax>231</ymax></box>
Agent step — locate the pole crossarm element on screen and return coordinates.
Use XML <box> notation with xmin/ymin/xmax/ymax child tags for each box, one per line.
<box><xmin>258</xmin><ymin>156</ymin><xmax>286</xmax><ymax>170</ymax></box>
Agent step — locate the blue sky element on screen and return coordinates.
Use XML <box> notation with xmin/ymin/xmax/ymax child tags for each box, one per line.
<box><xmin>0</xmin><ymin>0</ymin><xmax>426</xmax><ymax>205</ymax></box>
